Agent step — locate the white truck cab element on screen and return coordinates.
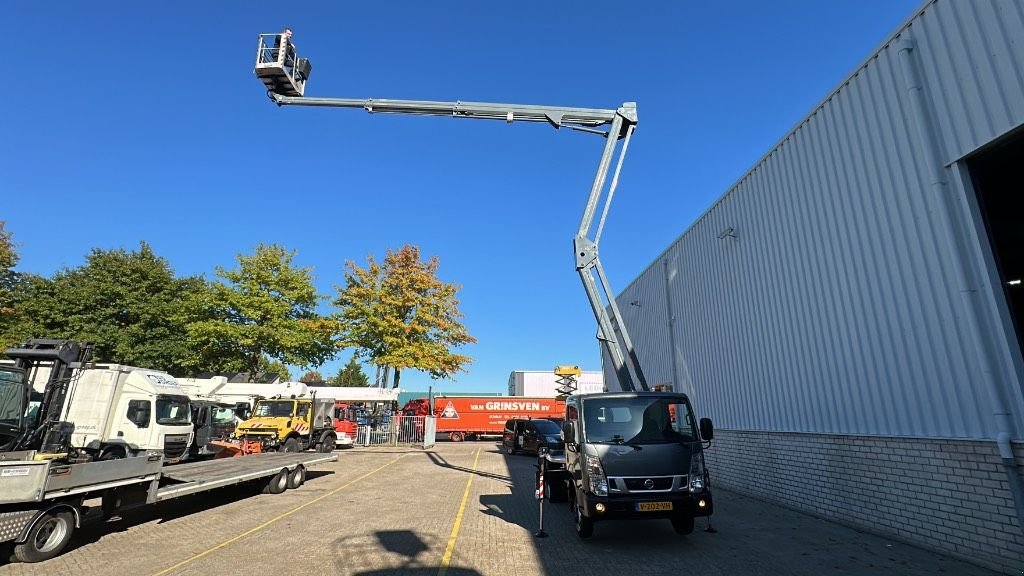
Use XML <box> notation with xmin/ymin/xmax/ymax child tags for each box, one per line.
<box><xmin>44</xmin><ymin>365</ymin><xmax>193</xmax><ymax>462</ymax></box>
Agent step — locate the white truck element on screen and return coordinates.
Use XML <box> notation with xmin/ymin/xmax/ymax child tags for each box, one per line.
<box><xmin>0</xmin><ymin>340</ymin><xmax>337</xmax><ymax>563</ymax></box>
<box><xmin>29</xmin><ymin>364</ymin><xmax>194</xmax><ymax>462</ymax></box>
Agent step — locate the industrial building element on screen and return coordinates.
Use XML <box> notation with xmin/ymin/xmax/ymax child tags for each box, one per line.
<box><xmin>507</xmin><ymin>369</ymin><xmax>604</xmax><ymax>397</ymax></box>
<box><xmin>605</xmin><ymin>0</ymin><xmax>1024</xmax><ymax>572</ymax></box>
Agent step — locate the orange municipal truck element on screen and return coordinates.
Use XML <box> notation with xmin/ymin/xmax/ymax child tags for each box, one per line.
<box><xmin>401</xmin><ymin>396</ymin><xmax>565</xmax><ymax>442</ymax></box>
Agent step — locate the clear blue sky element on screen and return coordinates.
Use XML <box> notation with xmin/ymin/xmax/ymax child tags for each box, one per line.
<box><xmin>3</xmin><ymin>0</ymin><xmax>921</xmax><ymax>393</ymax></box>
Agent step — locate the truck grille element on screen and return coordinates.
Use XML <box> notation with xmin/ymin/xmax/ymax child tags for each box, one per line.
<box><xmin>624</xmin><ymin>477</ymin><xmax>674</xmax><ymax>491</ymax></box>
<box><xmin>163</xmin><ymin>435</ymin><xmax>190</xmax><ymax>460</ymax></box>
<box><xmin>610</xmin><ymin>475</ymin><xmax>686</xmax><ymax>493</ymax></box>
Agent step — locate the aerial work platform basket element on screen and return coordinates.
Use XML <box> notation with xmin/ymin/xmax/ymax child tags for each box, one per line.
<box><xmin>254</xmin><ymin>33</ymin><xmax>311</xmax><ymax>97</ymax></box>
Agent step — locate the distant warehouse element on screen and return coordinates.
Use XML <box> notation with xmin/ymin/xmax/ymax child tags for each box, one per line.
<box><xmin>507</xmin><ymin>370</ymin><xmax>604</xmax><ymax>397</ymax></box>
<box><xmin>606</xmin><ymin>0</ymin><xmax>1024</xmax><ymax>573</ymax></box>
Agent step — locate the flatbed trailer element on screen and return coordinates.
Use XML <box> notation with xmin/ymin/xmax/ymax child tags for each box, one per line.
<box><xmin>0</xmin><ymin>450</ymin><xmax>336</xmax><ymax>562</ymax></box>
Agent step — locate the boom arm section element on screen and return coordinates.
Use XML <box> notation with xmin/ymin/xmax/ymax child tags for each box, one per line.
<box><xmin>268</xmin><ymin>92</ymin><xmax>648</xmax><ymax>392</ymax></box>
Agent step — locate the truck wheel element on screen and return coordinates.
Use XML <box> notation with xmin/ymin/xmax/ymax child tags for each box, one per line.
<box><xmin>573</xmin><ymin>498</ymin><xmax>594</xmax><ymax>539</ymax></box>
<box><xmin>262</xmin><ymin>469</ymin><xmax>289</xmax><ymax>494</ymax></box>
<box><xmin>670</xmin><ymin>515</ymin><xmax>695</xmax><ymax>535</ymax></box>
<box><xmin>317</xmin><ymin>434</ymin><xmax>336</xmax><ymax>452</ymax></box>
<box><xmin>280</xmin><ymin>438</ymin><xmax>300</xmax><ymax>453</ymax></box>
<box><xmin>287</xmin><ymin>465</ymin><xmax>306</xmax><ymax>489</ymax></box>
<box><xmin>449</xmin><ymin>431</ymin><xmax>464</xmax><ymax>442</ymax></box>
<box><xmin>99</xmin><ymin>447</ymin><xmax>125</xmax><ymax>461</ymax></box>
<box><xmin>14</xmin><ymin>510</ymin><xmax>75</xmax><ymax>563</ymax></box>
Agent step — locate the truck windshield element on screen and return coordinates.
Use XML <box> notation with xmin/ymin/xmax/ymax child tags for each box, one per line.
<box><xmin>582</xmin><ymin>396</ymin><xmax>697</xmax><ymax>444</ymax></box>
<box><xmin>0</xmin><ymin>368</ymin><xmax>24</xmax><ymax>427</ymax></box>
<box><xmin>253</xmin><ymin>401</ymin><xmax>295</xmax><ymax>418</ymax></box>
<box><xmin>211</xmin><ymin>407</ymin><xmax>237</xmax><ymax>425</ymax></box>
<box><xmin>155</xmin><ymin>396</ymin><xmax>191</xmax><ymax>425</ymax></box>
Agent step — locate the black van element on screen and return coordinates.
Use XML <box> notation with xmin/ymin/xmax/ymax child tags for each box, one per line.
<box><xmin>502</xmin><ymin>417</ymin><xmax>563</xmax><ymax>455</ymax></box>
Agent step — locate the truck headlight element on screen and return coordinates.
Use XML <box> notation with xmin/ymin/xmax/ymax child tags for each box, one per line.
<box><xmin>689</xmin><ymin>452</ymin><xmax>706</xmax><ymax>493</ymax></box>
<box><xmin>586</xmin><ymin>454</ymin><xmax>608</xmax><ymax>496</ymax></box>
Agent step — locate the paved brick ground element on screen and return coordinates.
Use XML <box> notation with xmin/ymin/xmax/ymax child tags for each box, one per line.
<box><xmin>0</xmin><ymin>444</ymin><xmax>1006</xmax><ymax>576</ymax></box>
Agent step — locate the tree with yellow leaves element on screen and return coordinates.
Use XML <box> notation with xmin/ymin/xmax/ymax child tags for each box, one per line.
<box><xmin>334</xmin><ymin>245</ymin><xmax>475</xmax><ymax>388</ymax></box>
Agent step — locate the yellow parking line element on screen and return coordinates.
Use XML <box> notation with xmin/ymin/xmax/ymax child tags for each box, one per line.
<box><xmin>151</xmin><ymin>455</ymin><xmax>404</xmax><ymax>576</ymax></box>
<box><xmin>438</xmin><ymin>447</ymin><xmax>482</xmax><ymax>576</ymax></box>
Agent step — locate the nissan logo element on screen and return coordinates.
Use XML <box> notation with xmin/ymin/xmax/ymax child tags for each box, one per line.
<box><xmin>644</xmin><ymin>478</ymin><xmax>655</xmax><ymax>489</ymax></box>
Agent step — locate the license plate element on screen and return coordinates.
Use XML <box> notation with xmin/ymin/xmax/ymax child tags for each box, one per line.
<box><xmin>636</xmin><ymin>501</ymin><xmax>673</xmax><ymax>512</ymax></box>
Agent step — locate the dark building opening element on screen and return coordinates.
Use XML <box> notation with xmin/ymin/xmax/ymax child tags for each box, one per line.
<box><xmin>968</xmin><ymin>129</ymin><xmax>1024</xmax><ymax>360</ymax></box>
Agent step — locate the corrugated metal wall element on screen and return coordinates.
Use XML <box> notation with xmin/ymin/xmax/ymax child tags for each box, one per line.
<box><xmin>608</xmin><ymin>0</ymin><xmax>1024</xmax><ymax>439</ymax></box>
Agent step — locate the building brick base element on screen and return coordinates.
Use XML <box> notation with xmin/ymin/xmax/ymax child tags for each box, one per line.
<box><xmin>703</xmin><ymin>429</ymin><xmax>1024</xmax><ymax>574</ymax></box>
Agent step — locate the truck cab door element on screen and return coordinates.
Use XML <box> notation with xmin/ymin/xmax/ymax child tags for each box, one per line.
<box><xmin>193</xmin><ymin>406</ymin><xmax>210</xmax><ymax>447</ymax></box>
<box><xmin>296</xmin><ymin>402</ymin><xmax>312</xmax><ymax>443</ymax></box>
<box><xmin>116</xmin><ymin>395</ymin><xmax>152</xmax><ymax>453</ymax></box>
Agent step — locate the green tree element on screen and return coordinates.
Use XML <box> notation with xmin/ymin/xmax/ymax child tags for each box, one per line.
<box><xmin>333</xmin><ymin>355</ymin><xmax>370</xmax><ymax>387</ymax></box>
<box><xmin>3</xmin><ymin>242</ymin><xmax>204</xmax><ymax>372</ymax></box>
<box><xmin>0</xmin><ymin>222</ymin><xmax>20</xmax><ymax>341</ymax></box>
<box><xmin>187</xmin><ymin>243</ymin><xmax>337</xmax><ymax>381</ymax></box>
<box><xmin>334</xmin><ymin>244</ymin><xmax>475</xmax><ymax>389</ymax></box>
<box><xmin>0</xmin><ymin>221</ymin><xmax>15</xmax><ymax>273</ymax></box>
<box><xmin>258</xmin><ymin>357</ymin><xmax>292</xmax><ymax>382</ymax></box>
<box><xmin>0</xmin><ymin>223</ymin><xmax>37</xmax><ymax>348</ymax></box>
<box><xmin>299</xmin><ymin>370</ymin><xmax>324</xmax><ymax>383</ymax></box>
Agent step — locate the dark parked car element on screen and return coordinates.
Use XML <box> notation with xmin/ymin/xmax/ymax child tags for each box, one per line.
<box><xmin>503</xmin><ymin>417</ymin><xmax>563</xmax><ymax>455</ymax></box>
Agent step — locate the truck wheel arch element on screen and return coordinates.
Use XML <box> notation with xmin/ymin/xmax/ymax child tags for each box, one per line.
<box><xmin>17</xmin><ymin>503</ymin><xmax>82</xmax><ymax>544</ymax></box>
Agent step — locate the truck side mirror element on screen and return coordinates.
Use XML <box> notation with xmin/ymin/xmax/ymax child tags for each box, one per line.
<box><xmin>699</xmin><ymin>417</ymin><xmax>714</xmax><ymax>441</ymax></box>
<box><xmin>561</xmin><ymin>421</ymin><xmax>576</xmax><ymax>445</ymax></box>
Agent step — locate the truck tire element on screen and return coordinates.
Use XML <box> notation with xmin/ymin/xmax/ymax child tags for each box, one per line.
<box><xmin>262</xmin><ymin>469</ymin><xmax>289</xmax><ymax>494</ymax></box>
<box><xmin>287</xmin><ymin>465</ymin><xmax>306</xmax><ymax>489</ymax></box>
<box><xmin>99</xmin><ymin>446</ymin><xmax>126</xmax><ymax>461</ymax></box>
<box><xmin>572</xmin><ymin>498</ymin><xmax>594</xmax><ymax>539</ymax></box>
<box><xmin>280</xmin><ymin>438</ymin><xmax>300</xmax><ymax>453</ymax></box>
<box><xmin>449</xmin><ymin>431</ymin><xmax>464</xmax><ymax>442</ymax></box>
<box><xmin>670</xmin><ymin>515</ymin><xmax>695</xmax><ymax>535</ymax></box>
<box><xmin>14</xmin><ymin>510</ymin><xmax>75</xmax><ymax>563</ymax></box>
<box><xmin>317</xmin><ymin>434</ymin><xmax>336</xmax><ymax>452</ymax></box>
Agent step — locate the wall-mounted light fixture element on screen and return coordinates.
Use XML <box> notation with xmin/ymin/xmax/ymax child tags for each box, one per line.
<box><xmin>717</xmin><ymin>227</ymin><xmax>738</xmax><ymax>241</ymax></box>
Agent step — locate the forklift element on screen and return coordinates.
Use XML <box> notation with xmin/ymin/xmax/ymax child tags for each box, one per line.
<box><xmin>1</xmin><ymin>339</ymin><xmax>93</xmax><ymax>460</ymax></box>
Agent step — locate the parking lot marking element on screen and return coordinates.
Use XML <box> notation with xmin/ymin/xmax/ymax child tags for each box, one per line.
<box><xmin>150</xmin><ymin>454</ymin><xmax>404</xmax><ymax>576</ymax></box>
<box><xmin>437</xmin><ymin>447</ymin><xmax>481</xmax><ymax>576</ymax></box>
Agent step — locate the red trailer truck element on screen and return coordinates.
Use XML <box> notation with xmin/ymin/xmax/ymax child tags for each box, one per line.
<box><xmin>401</xmin><ymin>396</ymin><xmax>565</xmax><ymax>442</ymax></box>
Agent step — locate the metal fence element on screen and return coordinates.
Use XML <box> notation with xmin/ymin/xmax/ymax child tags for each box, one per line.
<box><xmin>356</xmin><ymin>415</ymin><xmax>435</xmax><ymax>449</ymax></box>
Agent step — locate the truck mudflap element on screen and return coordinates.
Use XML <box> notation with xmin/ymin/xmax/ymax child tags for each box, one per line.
<box><xmin>0</xmin><ymin>510</ymin><xmax>37</xmax><ymax>544</ymax></box>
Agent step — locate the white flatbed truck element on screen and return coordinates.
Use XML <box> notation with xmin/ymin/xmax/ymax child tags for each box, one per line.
<box><xmin>0</xmin><ymin>450</ymin><xmax>336</xmax><ymax>562</ymax></box>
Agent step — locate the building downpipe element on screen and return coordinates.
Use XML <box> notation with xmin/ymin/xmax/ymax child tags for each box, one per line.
<box><xmin>897</xmin><ymin>33</ymin><xmax>1024</xmax><ymax>532</ymax></box>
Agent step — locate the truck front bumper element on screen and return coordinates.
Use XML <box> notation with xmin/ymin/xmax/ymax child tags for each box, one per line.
<box><xmin>578</xmin><ymin>490</ymin><xmax>713</xmax><ymax>521</ymax></box>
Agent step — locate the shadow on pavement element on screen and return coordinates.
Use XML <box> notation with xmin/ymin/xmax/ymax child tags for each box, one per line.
<box><xmin>355</xmin><ymin>568</ymin><xmax>481</xmax><ymax>576</ymax></box>
<box><xmin>423</xmin><ymin>450</ymin><xmax>511</xmax><ymax>484</ymax></box>
<box><xmin>333</xmin><ymin>530</ymin><xmax>484</xmax><ymax>575</ymax></box>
